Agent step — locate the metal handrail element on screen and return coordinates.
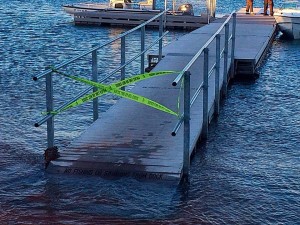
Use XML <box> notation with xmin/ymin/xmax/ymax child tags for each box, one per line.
<box><xmin>34</xmin><ymin>31</ymin><xmax>169</xmax><ymax>127</ymax></box>
<box><xmin>34</xmin><ymin>86</ymin><xmax>93</xmax><ymax>127</ymax></box>
<box><xmin>171</xmin><ymin>11</ymin><xmax>236</xmax><ymax>136</ymax></box>
<box><xmin>172</xmin><ymin>11</ymin><xmax>236</xmax><ymax>86</ymax></box>
<box><xmin>107</xmin><ymin>31</ymin><xmax>169</xmax><ymax>79</ymax></box>
<box><xmin>33</xmin><ymin>10</ymin><xmax>169</xmax><ymax>148</ymax></box>
<box><xmin>33</xmin><ymin>10</ymin><xmax>168</xmax><ymax>81</ymax></box>
<box><xmin>171</xmin><ymin>11</ymin><xmax>236</xmax><ymax>177</ymax></box>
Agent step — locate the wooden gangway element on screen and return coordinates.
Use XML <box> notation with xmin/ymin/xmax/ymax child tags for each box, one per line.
<box><xmin>44</xmin><ymin>9</ymin><xmax>277</xmax><ymax>183</ymax></box>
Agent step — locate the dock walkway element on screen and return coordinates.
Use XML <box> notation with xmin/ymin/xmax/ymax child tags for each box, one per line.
<box><xmin>46</xmin><ymin>9</ymin><xmax>277</xmax><ymax>182</ymax></box>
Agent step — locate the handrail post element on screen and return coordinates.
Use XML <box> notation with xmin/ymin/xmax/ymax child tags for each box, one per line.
<box><xmin>223</xmin><ymin>23</ymin><xmax>229</xmax><ymax>96</ymax></box>
<box><xmin>46</xmin><ymin>72</ymin><xmax>54</xmax><ymax>148</ymax></box>
<box><xmin>121</xmin><ymin>36</ymin><xmax>126</xmax><ymax>91</ymax></box>
<box><xmin>141</xmin><ymin>26</ymin><xmax>145</xmax><ymax>73</ymax></box>
<box><xmin>163</xmin><ymin>10</ymin><xmax>167</xmax><ymax>29</ymax></box>
<box><xmin>202</xmin><ymin>48</ymin><xmax>209</xmax><ymax>140</ymax></box>
<box><xmin>230</xmin><ymin>13</ymin><xmax>237</xmax><ymax>78</ymax></box>
<box><xmin>158</xmin><ymin>14</ymin><xmax>163</xmax><ymax>61</ymax></box>
<box><xmin>215</xmin><ymin>34</ymin><xmax>221</xmax><ymax>116</ymax></box>
<box><xmin>92</xmin><ymin>49</ymin><xmax>99</xmax><ymax>121</ymax></box>
<box><xmin>183</xmin><ymin>71</ymin><xmax>191</xmax><ymax>179</ymax></box>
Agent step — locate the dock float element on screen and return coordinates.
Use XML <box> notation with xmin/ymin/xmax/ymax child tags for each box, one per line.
<box><xmin>45</xmin><ymin>9</ymin><xmax>277</xmax><ymax>183</ymax></box>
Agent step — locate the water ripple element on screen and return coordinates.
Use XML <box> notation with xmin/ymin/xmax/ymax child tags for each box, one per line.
<box><xmin>1</xmin><ymin>0</ymin><xmax>300</xmax><ymax>224</ymax></box>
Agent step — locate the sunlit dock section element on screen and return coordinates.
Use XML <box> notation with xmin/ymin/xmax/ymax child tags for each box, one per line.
<box><xmin>45</xmin><ymin>9</ymin><xmax>277</xmax><ymax>182</ymax></box>
<box><xmin>148</xmin><ymin>9</ymin><xmax>277</xmax><ymax>77</ymax></box>
<box><xmin>234</xmin><ymin>8</ymin><xmax>277</xmax><ymax>76</ymax></box>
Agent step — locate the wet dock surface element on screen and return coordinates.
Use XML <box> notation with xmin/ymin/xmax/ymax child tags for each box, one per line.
<box><xmin>47</xmin><ymin>8</ymin><xmax>277</xmax><ymax>183</ymax></box>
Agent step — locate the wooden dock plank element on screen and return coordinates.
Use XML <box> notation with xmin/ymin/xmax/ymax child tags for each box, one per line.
<box><xmin>47</xmin><ymin>10</ymin><xmax>278</xmax><ymax>182</ymax></box>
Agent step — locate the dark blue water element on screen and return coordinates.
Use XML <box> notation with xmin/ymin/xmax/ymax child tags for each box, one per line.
<box><xmin>1</xmin><ymin>0</ymin><xmax>299</xmax><ymax>224</ymax></box>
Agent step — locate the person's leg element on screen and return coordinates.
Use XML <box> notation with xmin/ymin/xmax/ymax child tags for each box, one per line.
<box><xmin>246</xmin><ymin>0</ymin><xmax>250</xmax><ymax>13</ymax></box>
<box><xmin>264</xmin><ymin>0</ymin><xmax>268</xmax><ymax>15</ymax></box>
<box><xmin>269</xmin><ymin>0</ymin><xmax>274</xmax><ymax>16</ymax></box>
<box><xmin>250</xmin><ymin>0</ymin><xmax>254</xmax><ymax>13</ymax></box>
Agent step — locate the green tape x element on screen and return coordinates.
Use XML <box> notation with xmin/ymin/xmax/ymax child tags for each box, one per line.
<box><xmin>47</xmin><ymin>68</ymin><xmax>179</xmax><ymax>117</ymax></box>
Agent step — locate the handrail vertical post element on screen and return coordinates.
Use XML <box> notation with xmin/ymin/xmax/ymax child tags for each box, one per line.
<box><xmin>215</xmin><ymin>34</ymin><xmax>221</xmax><ymax>116</ymax></box>
<box><xmin>159</xmin><ymin>14</ymin><xmax>163</xmax><ymax>61</ymax></box>
<box><xmin>121</xmin><ymin>36</ymin><xmax>126</xmax><ymax>91</ymax></box>
<box><xmin>92</xmin><ymin>49</ymin><xmax>99</xmax><ymax>121</ymax></box>
<box><xmin>46</xmin><ymin>72</ymin><xmax>54</xmax><ymax>148</ymax></box>
<box><xmin>141</xmin><ymin>26</ymin><xmax>145</xmax><ymax>74</ymax></box>
<box><xmin>202</xmin><ymin>48</ymin><xmax>209</xmax><ymax>139</ymax></box>
<box><xmin>223</xmin><ymin>23</ymin><xmax>229</xmax><ymax>96</ymax></box>
<box><xmin>230</xmin><ymin>13</ymin><xmax>237</xmax><ymax>78</ymax></box>
<box><xmin>163</xmin><ymin>10</ymin><xmax>167</xmax><ymax>29</ymax></box>
<box><xmin>183</xmin><ymin>71</ymin><xmax>191</xmax><ymax>179</ymax></box>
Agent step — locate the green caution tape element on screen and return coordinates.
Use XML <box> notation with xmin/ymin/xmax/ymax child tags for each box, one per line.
<box><xmin>48</xmin><ymin>68</ymin><xmax>179</xmax><ymax>116</ymax></box>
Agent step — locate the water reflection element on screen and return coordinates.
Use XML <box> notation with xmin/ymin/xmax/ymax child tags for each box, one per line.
<box><xmin>1</xmin><ymin>0</ymin><xmax>300</xmax><ymax>224</ymax></box>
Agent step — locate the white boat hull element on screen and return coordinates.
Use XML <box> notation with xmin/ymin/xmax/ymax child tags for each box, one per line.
<box><xmin>274</xmin><ymin>1</ymin><xmax>300</xmax><ymax>39</ymax></box>
<box><xmin>63</xmin><ymin>3</ymin><xmax>109</xmax><ymax>15</ymax></box>
<box><xmin>63</xmin><ymin>0</ymin><xmax>153</xmax><ymax>15</ymax></box>
<box><xmin>275</xmin><ymin>14</ymin><xmax>300</xmax><ymax>39</ymax></box>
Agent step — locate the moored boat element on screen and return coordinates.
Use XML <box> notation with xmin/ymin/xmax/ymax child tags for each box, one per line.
<box><xmin>62</xmin><ymin>0</ymin><xmax>212</xmax><ymax>29</ymax></box>
<box><xmin>63</xmin><ymin>3</ymin><xmax>109</xmax><ymax>15</ymax></box>
<box><xmin>274</xmin><ymin>0</ymin><xmax>300</xmax><ymax>39</ymax></box>
<box><xmin>63</xmin><ymin>0</ymin><xmax>197</xmax><ymax>16</ymax></box>
<box><xmin>63</xmin><ymin>0</ymin><xmax>156</xmax><ymax>15</ymax></box>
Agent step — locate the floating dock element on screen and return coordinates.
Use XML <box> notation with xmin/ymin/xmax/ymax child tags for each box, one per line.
<box><xmin>73</xmin><ymin>9</ymin><xmax>211</xmax><ymax>29</ymax></box>
<box><xmin>234</xmin><ymin>8</ymin><xmax>277</xmax><ymax>76</ymax></box>
<box><xmin>147</xmin><ymin>8</ymin><xmax>277</xmax><ymax>76</ymax></box>
<box><xmin>46</xmin><ymin>9</ymin><xmax>277</xmax><ymax>182</ymax></box>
